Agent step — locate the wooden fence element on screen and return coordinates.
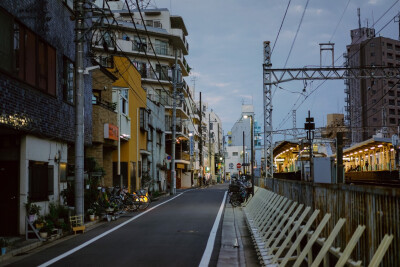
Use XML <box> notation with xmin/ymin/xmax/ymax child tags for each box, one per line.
<box><xmin>264</xmin><ymin>178</ymin><xmax>399</xmax><ymax>266</ymax></box>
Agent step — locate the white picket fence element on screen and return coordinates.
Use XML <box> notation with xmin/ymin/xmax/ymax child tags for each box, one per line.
<box><xmin>243</xmin><ymin>187</ymin><xmax>393</xmax><ymax>267</ymax></box>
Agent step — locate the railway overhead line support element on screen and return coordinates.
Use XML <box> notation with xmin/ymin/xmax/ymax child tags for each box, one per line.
<box><xmin>262</xmin><ymin>40</ymin><xmax>400</xmax><ymax>179</ymax></box>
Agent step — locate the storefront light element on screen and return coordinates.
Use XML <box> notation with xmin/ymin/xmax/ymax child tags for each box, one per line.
<box><xmin>378</xmin><ymin>144</ymin><xmax>383</xmax><ymax>147</ymax></box>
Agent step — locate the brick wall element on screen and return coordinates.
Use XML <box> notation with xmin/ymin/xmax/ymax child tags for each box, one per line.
<box><xmin>0</xmin><ymin>0</ymin><xmax>92</xmax><ymax>143</ymax></box>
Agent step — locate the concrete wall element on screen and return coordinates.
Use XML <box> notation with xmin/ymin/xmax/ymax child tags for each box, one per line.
<box><xmin>19</xmin><ymin>135</ymin><xmax>67</xmax><ymax>234</ymax></box>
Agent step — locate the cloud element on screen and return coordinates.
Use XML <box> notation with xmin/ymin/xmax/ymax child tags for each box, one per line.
<box><xmin>210</xmin><ymin>82</ymin><xmax>230</xmax><ymax>88</ymax></box>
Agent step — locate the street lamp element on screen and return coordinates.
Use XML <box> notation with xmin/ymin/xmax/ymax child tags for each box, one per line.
<box><xmin>243</xmin><ymin>114</ymin><xmax>254</xmax><ymax>195</ymax></box>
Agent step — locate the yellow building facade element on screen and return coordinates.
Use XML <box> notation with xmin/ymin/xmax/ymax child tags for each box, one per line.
<box><xmin>109</xmin><ymin>56</ymin><xmax>147</xmax><ymax>192</ymax></box>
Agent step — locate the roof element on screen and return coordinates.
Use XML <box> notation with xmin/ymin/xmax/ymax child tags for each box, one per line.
<box><xmin>342</xmin><ymin>137</ymin><xmax>392</xmax><ymax>155</ymax></box>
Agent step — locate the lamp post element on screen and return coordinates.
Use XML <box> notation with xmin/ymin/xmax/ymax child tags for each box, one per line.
<box><xmin>244</xmin><ymin>115</ymin><xmax>254</xmax><ymax>195</ymax></box>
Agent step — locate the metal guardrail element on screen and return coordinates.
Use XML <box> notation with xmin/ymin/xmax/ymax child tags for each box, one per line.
<box><xmin>243</xmin><ymin>187</ymin><xmax>393</xmax><ymax>266</ymax></box>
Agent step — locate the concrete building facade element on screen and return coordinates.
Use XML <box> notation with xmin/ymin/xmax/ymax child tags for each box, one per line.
<box><xmin>0</xmin><ymin>0</ymin><xmax>92</xmax><ymax>235</ymax></box>
<box><xmin>345</xmin><ymin>27</ymin><xmax>400</xmax><ymax>143</ymax></box>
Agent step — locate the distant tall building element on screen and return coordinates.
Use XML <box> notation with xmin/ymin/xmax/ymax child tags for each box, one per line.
<box><xmin>345</xmin><ymin>27</ymin><xmax>400</xmax><ymax>143</ymax></box>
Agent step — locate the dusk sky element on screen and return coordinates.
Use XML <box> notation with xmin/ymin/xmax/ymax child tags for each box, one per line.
<box><xmin>151</xmin><ymin>0</ymin><xmax>399</xmax><ymax>140</ymax></box>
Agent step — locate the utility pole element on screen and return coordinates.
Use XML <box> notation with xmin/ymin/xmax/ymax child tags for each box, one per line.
<box><xmin>263</xmin><ymin>41</ymin><xmax>273</xmax><ymax>180</ymax></box>
<box><xmin>396</xmin><ymin>13</ymin><xmax>400</xmax><ymax>41</ymax></box>
<box><xmin>250</xmin><ymin>116</ymin><xmax>254</xmax><ymax>195</ymax></box>
<box><xmin>208</xmin><ymin>113</ymin><xmax>211</xmax><ymax>181</ymax></box>
<box><xmin>170</xmin><ymin>49</ymin><xmax>178</xmax><ymax>195</ymax></box>
<box><xmin>199</xmin><ymin>92</ymin><xmax>203</xmax><ymax>186</ymax></box>
<box><xmin>74</xmin><ymin>0</ymin><xmax>85</xmax><ymax>216</ymax></box>
<box><xmin>242</xmin><ymin>131</ymin><xmax>245</xmax><ymax>175</ymax></box>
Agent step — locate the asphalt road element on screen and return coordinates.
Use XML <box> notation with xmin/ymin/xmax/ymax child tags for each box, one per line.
<box><xmin>6</xmin><ymin>184</ymin><xmax>228</xmax><ymax>267</ymax></box>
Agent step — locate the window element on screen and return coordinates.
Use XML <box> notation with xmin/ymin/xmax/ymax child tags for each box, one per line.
<box><xmin>387</xmin><ymin>43</ymin><xmax>393</xmax><ymax>50</ymax></box>
<box><xmin>0</xmin><ymin>11</ymin><xmax>56</xmax><ymax>95</ymax></box>
<box><xmin>389</xmin><ymin>90</ymin><xmax>395</xmax><ymax>96</ymax></box>
<box><xmin>387</xmin><ymin>53</ymin><xmax>393</xmax><ymax>59</ymax></box>
<box><xmin>389</xmin><ymin>109</ymin><xmax>395</xmax><ymax>115</ymax></box>
<box><xmin>155</xmin><ymin>39</ymin><xmax>168</xmax><ymax>55</ymax></box>
<box><xmin>134</xmin><ymin>61</ymin><xmax>147</xmax><ymax>77</ymax></box>
<box><xmin>98</xmin><ymin>56</ymin><xmax>113</xmax><ymax>68</ymax></box>
<box><xmin>370</xmin><ymin>42</ymin><xmax>375</xmax><ymax>47</ymax></box>
<box><xmin>389</xmin><ymin>99</ymin><xmax>395</xmax><ymax>105</ymax></box>
<box><xmin>232</xmin><ymin>152</ymin><xmax>238</xmax><ymax>156</ymax></box>
<box><xmin>373</xmin><ymin>117</ymin><xmax>377</xmax><ymax>122</ymax></box>
<box><xmin>120</xmin><ymin>89</ymin><xmax>128</xmax><ymax>115</ymax></box>
<box><xmin>29</xmin><ymin>161</ymin><xmax>54</xmax><ymax>201</ymax></box>
<box><xmin>133</xmin><ymin>36</ymin><xmax>147</xmax><ymax>52</ymax></box>
<box><xmin>63</xmin><ymin>57</ymin><xmax>74</xmax><ymax>104</ymax></box>
<box><xmin>390</xmin><ymin>118</ymin><xmax>396</xmax><ymax>124</ymax></box>
<box><xmin>0</xmin><ymin>10</ymin><xmax>13</xmax><ymax>72</ymax></box>
<box><xmin>370</xmin><ymin>52</ymin><xmax>375</xmax><ymax>56</ymax></box>
<box><xmin>156</xmin><ymin>64</ymin><xmax>169</xmax><ymax>80</ymax></box>
<box><xmin>140</xmin><ymin>107</ymin><xmax>149</xmax><ymax>131</ymax></box>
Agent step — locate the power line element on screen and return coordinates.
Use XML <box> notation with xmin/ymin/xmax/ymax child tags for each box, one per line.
<box><xmin>271</xmin><ymin>0</ymin><xmax>292</xmax><ymax>55</ymax></box>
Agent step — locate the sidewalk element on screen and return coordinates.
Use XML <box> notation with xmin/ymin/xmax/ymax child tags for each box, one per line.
<box><xmin>217</xmin><ymin>202</ymin><xmax>260</xmax><ymax>266</ymax></box>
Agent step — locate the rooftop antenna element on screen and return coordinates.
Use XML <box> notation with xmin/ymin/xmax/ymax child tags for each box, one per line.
<box><xmin>358</xmin><ymin>8</ymin><xmax>361</xmax><ymax>29</ymax></box>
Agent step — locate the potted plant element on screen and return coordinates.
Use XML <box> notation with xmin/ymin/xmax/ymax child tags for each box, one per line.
<box><xmin>40</xmin><ymin>221</ymin><xmax>54</xmax><ymax>239</ymax></box>
<box><xmin>35</xmin><ymin>216</ymin><xmax>45</xmax><ymax>230</ymax></box>
<box><xmin>0</xmin><ymin>237</ymin><xmax>8</xmax><ymax>255</ymax></box>
<box><xmin>25</xmin><ymin>202</ymin><xmax>41</xmax><ymax>223</ymax></box>
<box><xmin>87</xmin><ymin>208</ymin><xmax>95</xmax><ymax>221</ymax></box>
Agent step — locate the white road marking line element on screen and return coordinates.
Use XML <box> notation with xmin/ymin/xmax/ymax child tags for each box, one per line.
<box><xmin>38</xmin><ymin>193</ymin><xmax>184</xmax><ymax>267</ymax></box>
<box><xmin>199</xmin><ymin>191</ymin><xmax>228</xmax><ymax>267</ymax></box>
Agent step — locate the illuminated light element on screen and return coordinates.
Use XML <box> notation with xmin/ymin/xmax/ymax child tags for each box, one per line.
<box><xmin>350</xmin><ymin>153</ymin><xmax>353</xmax><ymax>155</ymax></box>
<box><xmin>391</xmin><ymin>148</ymin><xmax>394</xmax><ymax>151</ymax></box>
<box><xmin>359</xmin><ymin>150</ymin><xmax>363</xmax><ymax>153</ymax></box>
<box><xmin>378</xmin><ymin>144</ymin><xmax>383</xmax><ymax>147</ymax></box>
<box><xmin>370</xmin><ymin>147</ymin><xmax>375</xmax><ymax>150</ymax></box>
<box><xmin>364</xmin><ymin>149</ymin><xmax>368</xmax><ymax>151</ymax></box>
<box><xmin>290</xmin><ymin>147</ymin><xmax>294</xmax><ymax>150</ymax></box>
<box><xmin>354</xmin><ymin>152</ymin><xmax>358</xmax><ymax>154</ymax></box>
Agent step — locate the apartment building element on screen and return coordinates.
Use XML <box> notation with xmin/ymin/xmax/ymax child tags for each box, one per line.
<box><xmin>345</xmin><ymin>27</ymin><xmax>400</xmax><ymax>143</ymax></box>
<box><xmin>92</xmin><ymin>1</ymin><xmax>193</xmax><ymax>189</ymax></box>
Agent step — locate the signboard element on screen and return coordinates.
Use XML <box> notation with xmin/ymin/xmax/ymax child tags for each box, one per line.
<box><xmin>237</xmin><ymin>163</ymin><xmax>242</xmax><ymax>169</ymax></box>
<box><xmin>104</xmin><ymin>123</ymin><xmax>119</xmax><ymax>141</ymax></box>
<box><xmin>166</xmin><ymin>155</ymin><xmax>172</xmax><ymax>163</ymax></box>
<box><xmin>229</xmin><ymin>163</ymin><xmax>234</xmax><ymax>169</ymax></box>
<box><xmin>189</xmin><ymin>132</ymin><xmax>194</xmax><ymax>156</ymax></box>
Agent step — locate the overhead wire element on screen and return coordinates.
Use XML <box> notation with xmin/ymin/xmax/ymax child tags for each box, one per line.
<box><xmin>275</xmin><ymin>5</ymin><xmax>400</xmax><ymax>131</ymax></box>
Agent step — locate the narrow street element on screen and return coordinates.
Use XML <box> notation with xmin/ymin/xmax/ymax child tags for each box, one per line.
<box><xmin>5</xmin><ymin>185</ymin><xmax>228</xmax><ymax>267</ymax></box>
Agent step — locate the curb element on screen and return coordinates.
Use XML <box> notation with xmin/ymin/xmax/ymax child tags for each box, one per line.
<box><xmin>0</xmin><ymin>219</ymin><xmax>103</xmax><ymax>264</ymax></box>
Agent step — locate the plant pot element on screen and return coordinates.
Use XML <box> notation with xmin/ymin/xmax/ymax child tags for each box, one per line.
<box><xmin>39</xmin><ymin>232</ymin><xmax>48</xmax><ymax>239</ymax></box>
<box><xmin>89</xmin><ymin>214</ymin><xmax>95</xmax><ymax>221</ymax></box>
<box><xmin>1</xmin><ymin>247</ymin><xmax>6</xmax><ymax>255</ymax></box>
<box><xmin>35</xmin><ymin>223</ymin><xmax>44</xmax><ymax>229</ymax></box>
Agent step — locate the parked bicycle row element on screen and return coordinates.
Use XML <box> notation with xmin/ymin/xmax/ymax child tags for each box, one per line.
<box><xmin>227</xmin><ymin>176</ymin><xmax>252</xmax><ymax>207</ymax></box>
<box><xmin>89</xmin><ymin>187</ymin><xmax>151</xmax><ymax>221</ymax></box>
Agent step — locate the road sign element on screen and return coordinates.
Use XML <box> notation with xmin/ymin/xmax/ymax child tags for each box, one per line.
<box><xmin>237</xmin><ymin>163</ymin><xmax>242</xmax><ymax>169</ymax></box>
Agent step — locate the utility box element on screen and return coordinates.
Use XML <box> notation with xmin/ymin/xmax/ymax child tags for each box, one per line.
<box><xmin>313</xmin><ymin>157</ymin><xmax>333</xmax><ymax>183</ymax></box>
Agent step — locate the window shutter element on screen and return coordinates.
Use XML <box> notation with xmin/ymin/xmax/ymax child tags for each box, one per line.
<box><xmin>47</xmin><ymin>46</ymin><xmax>56</xmax><ymax>96</ymax></box>
<box><xmin>48</xmin><ymin>165</ymin><xmax>54</xmax><ymax>195</ymax></box>
<box><xmin>0</xmin><ymin>10</ymin><xmax>13</xmax><ymax>72</ymax></box>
